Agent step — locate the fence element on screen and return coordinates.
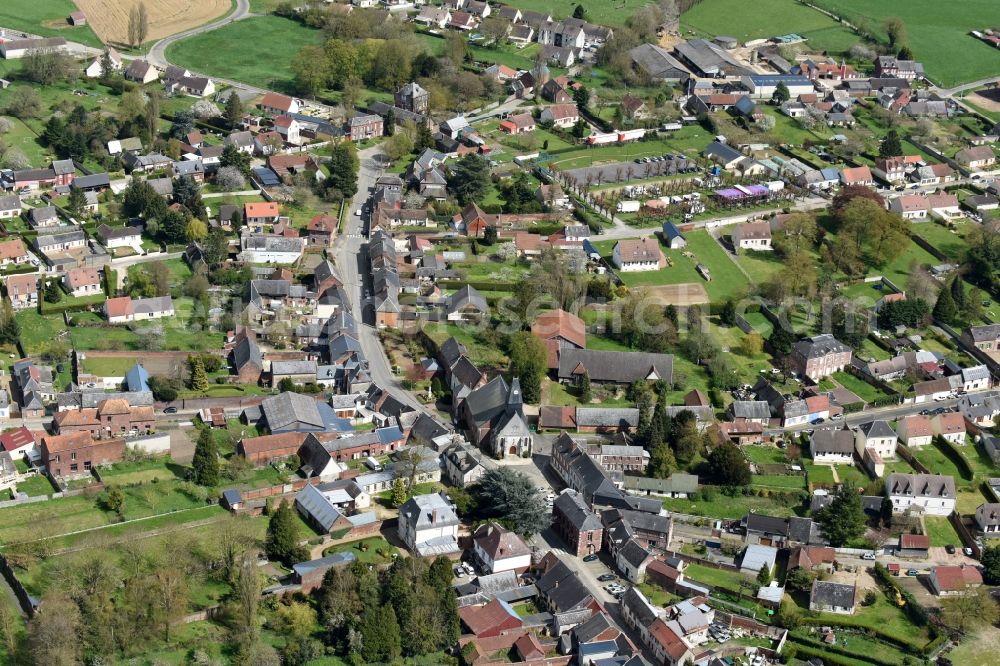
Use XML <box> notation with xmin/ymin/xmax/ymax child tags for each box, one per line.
<box><xmin>0</xmin><ymin>553</ymin><xmax>36</xmax><ymax>617</ymax></box>
<box><xmin>896</xmin><ymin>443</ymin><xmax>931</xmax><ymax>474</ymax></box>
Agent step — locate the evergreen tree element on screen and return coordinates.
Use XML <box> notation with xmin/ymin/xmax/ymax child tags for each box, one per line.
<box><xmin>708</xmin><ymin>442</ymin><xmax>751</xmax><ymax>487</ymax></box>
<box><xmin>757</xmin><ymin>565</ymin><xmax>772</xmax><ymax>586</ymax></box>
<box><xmin>720</xmin><ymin>299</ymin><xmax>737</xmax><ymax>326</ymax></box>
<box><xmin>67</xmin><ymin>186</ymin><xmax>87</xmax><ymax>217</ymax></box>
<box><xmin>879</xmin><ymin>129</ymin><xmax>903</xmax><ymax>158</ymax></box>
<box><xmin>665</xmin><ymin>304</ymin><xmax>679</xmax><ymax>329</ymax></box>
<box><xmin>390</xmin><ymin>477</ymin><xmax>408</xmax><ymax>506</ymax></box>
<box><xmin>325</xmin><ymin>143</ymin><xmax>359</xmax><ymax>200</ymax></box>
<box><xmin>220</xmin><ymin>143</ymin><xmax>252</xmax><ymax>178</ymax></box>
<box><xmin>385</xmin><ymin>108</ymin><xmax>395</xmax><ymax>136</ymax></box>
<box><xmin>191</xmin><ymin>427</ymin><xmax>220</xmax><ymax>486</ymax></box>
<box><xmin>359</xmin><ymin>604</ymin><xmax>401</xmax><ymax>663</ymax></box>
<box><xmin>189</xmin><ymin>355</ymin><xmax>209</xmax><ymax>391</ymax></box>
<box><xmin>816</xmin><ymin>482</ymin><xmax>867</xmax><ymax>546</ymax></box>
<box><xmin>772</xmin><ymin>82</ymin><xmax>790</xmax><ymax>103</ymax></box>
<box><xmin>447</xmin><ymin>154</ymin><xmax>491</xmax><ymax>205</ymax></box>
<box><xmin>44</xmin><ymin>279</ymin><xmax>62</xmax><ymax>304</ymax></box>
<box><xmin>647</xmin><ymin>442</ymin><xmax>676</xmax><ymax>479</ymax></box>
<box><xmin>950</xmin><ymin>276</ymin><xmax>966</xmax><ymax>311</ymax></box>
<box><xmin>266</xmin><ymin>500</ymin><xmax>305</xmax><ymax>566</ymax></box>
<box><xmin>932</xmin><ymin>285</ymin><xmax>959</xmax><ymax>325</ymax></box>
<box><xmin>579</xmin><ymin>371</ymin><xmax>592</xmax><ymax>403</ymax></box>
<box><xmin>224</xmin><ymin>91</ymin><xmax>243</xmax><ymax>129</ymax></box>
<box><xmin>415</xmin><ymin>123</ymin><xmax>434</xmax><ymax>151</ymax></box>
<box><xmin>0</xmin><ymin>300</ymin><xmax>20</xmax><ymax>346</ymax></box>
<box><xmin>98</xmin><ymin>49</ymin><xmax>117</xmax><ymax>85</ymax></box>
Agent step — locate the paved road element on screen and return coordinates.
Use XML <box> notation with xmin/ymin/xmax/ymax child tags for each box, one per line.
<box><xmin>333</xmin><ymin>146</ymin><xmax>432</xmax><ymax>417</ymax></box>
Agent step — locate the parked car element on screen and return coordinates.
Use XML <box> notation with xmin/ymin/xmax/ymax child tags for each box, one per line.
<box><xmin>963</xmin><ymin>547</ymin><xmax>975</xmax><ymax>557</ymax></box>
<box><xmin>163</xmin><ymin>406</ymin><xmax>178</xmax><ymax>414</ymax></box>
<box><xmin>597</xmin><ymin>573</ymin><xmax>617</xmax><ymax>582</ymax></box>
<box><xmin>862</xmin><ymin>552</ymin><xmax>876</xmax><ymax>560</ymax></box>
<box><xmin>945</xmin><ymin>544</ymin><xmax>956</xmax><ymax>554</ymax></box>
<box><xmin>583</xmin><ymin>553</ymin><xmax>599</xmax><ymax>562</ymax></box>
<box><xmin>906</xmin><ymin>569</ymin><xmax>919</xmax><ymax>576</ymax></box>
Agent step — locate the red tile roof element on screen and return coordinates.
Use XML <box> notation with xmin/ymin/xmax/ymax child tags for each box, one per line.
<box><xmin>0</xmin><ymin>426</ymin><xmax>35</xmax><ymax>452</ymax></box>
<box><xmin>899</xmin><ymin>534</ymin><xmax>929</xmax><ymax>550</ymax></box>
<box><xmin>458</xmin><ymin>599</ymin><xmax>523</xmax><ymax>637</ymax></box>
<box><xmin>932</xmin><ymin>564</ymin><xmax>982</xmax><ymax>591</ymax></box>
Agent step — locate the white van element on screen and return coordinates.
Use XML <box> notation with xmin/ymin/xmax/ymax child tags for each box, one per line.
<box><xmin>365</xmin><ymin>456</ymin><xmax>382</xmax><ymax>472</ymax></box>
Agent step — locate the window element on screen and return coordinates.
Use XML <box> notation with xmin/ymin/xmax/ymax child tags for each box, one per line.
<box><xmin>84</xmin><ymin>461</ymin><xmax>91</xmax><ymax>470</ymax></box>
<box><xmin>70</xmin><ymin>463</ymin><xmax>78</xmax><ymax>472</ymax></box>
<box><xmin>71</xmin><ymin>452</ymin><xmax>76</xmax><ymax>461</ymax></box>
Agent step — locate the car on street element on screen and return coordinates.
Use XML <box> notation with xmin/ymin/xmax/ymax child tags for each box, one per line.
<box><xmin>597</xmin><ymin>573</ymin><xmax>616</xmax><ymax>582</ymax></box>
<box><xmin>964</xmin><ymin>547</ymin><xmax>975</xmax><ymax>557</ymax></box>
<box><xmin>862</xmin><ymin>552</ymin><xmax>876</xmax><ymax>560</ymax></box>
<box><xmin>907</xmin><ymin>569</ymin><xmax>919</xmax><ymax>576</ymax></box>
<box><xmin>945</xmin><ymin>544</ymin><xmax>956</xmax><ymax>554</ymax></box>
<box><xmin>163</xmin><ymin>406</ymin><xmax>178</xmax><ymax>414</ymax></box>
<box><xmin>583</xmin><ymin>553</ymin><xmax>599</xmax><ymax>562</ymax></box>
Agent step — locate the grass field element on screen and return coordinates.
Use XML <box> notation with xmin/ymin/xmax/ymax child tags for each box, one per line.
<box><xmin>0</xmin><ymin>0</ymin><xmax>103</xmax><ymax>48</ymax></box>
<box><xmin>810</xmin><ymin>0</ymin><xmax>1000</xmax><ymax>87</ymax></box>
<box><xmin>661</xmin><ymin>492</ymin><xmax>803</xmax><ymax>519</ymax></box>
<box><xmin>830</xmin><ymin>371</ymin><xmax>892</xmax><ymax>404</ymax></box>
<box><xmin>15</xmin><ymin>474</ymin><xmax>55</xmax><ymax>497</ymax></box>
<box><xmin>501</xmin><ymin>0</ymin><xmax>657</xmax><ymax>27</ymax></box>
<box><xmin>912</xmin><ymin>221</ymin><xmax>971</xmax><ymax>262</ymax></box>
<box><xmin>923</xmin><ymin>516</ymin><xmax>963</xmax><ymax>548</ymax></box>
<box><xmin>166</xmin><ymin>16</ymin><xmax>322</xmax><ymax>91</ymax></box>
<box><xmin>323</xmin><ymin>536</ymin><xmax>398</xmax><ymax>565</ymax></box>
<box><xmin>681</xmin><ymin>0</ymin><xmax>858</xmax><ymax>54</ymax></box>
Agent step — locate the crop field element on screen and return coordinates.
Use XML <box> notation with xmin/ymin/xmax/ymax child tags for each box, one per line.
<box><xmin>681</xmin><ymin>0</ymin><xmax>858</xmax><ymax>54</ymax></box>
<box><xmin>73</xmin><ymin>0</ymin><xmax>232</xmax><ymax>45</ymax></box>
<box><xmin>166</xmin><ymin>16</ymin><xmax>321</xmax><ymax>90</ymax></box>
<box><xmin>810</xmin><ymin>0</ymin><xmax>1000</xmax><ymax>87</ymax></box>
<box><xmin>0</xmin><ymin>0</ymin><xmax>102</xmax><ymax>48</ymax></box>
<box><xmin>502</xmin><ymin>0</ymin><xmax>658</xmax><ymax>27</ymax></box>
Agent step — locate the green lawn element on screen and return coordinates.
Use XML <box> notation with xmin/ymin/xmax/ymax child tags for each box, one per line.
<box><xmin>323</xmin><ymin>536</ymin><xmax>398</xmax><ymax>565</ymax></box>
<box><xmin>810</xmin><ymin>0</ymin><xmax>1000</xmax><ymax>87</ymax></box>
<box><xmin>790</xmin><ymin>594</ymin><xmax>932</xmax><ymax>652</ymax></box>
<box><xmin>166</xmin><ymin>16</ymin><xmax>322</xmax><ymax>91</ymax></box>
<box><xmin>734</xmin><ymin>249</ymin><xmax>785</xmax><ymax>285</ymax></box>
<box><xmin>912</xmin><ymin>221</ymin><xmax>971</xmax><ymax>262</ymax></box>
<box><xmin>593</xmin><ymin>230</ymin><xmax>750</xmax><ymax>303</ymax></box>
<box><xmin>661</xmin><ymin>492</ymin><xmax>803</xmax><ymax>519</ymax></box>
<box><xmin>830</xmin><ymin>371</ymin><xmax>892</xmax><ymax>404</ymax></box>
<box><xmin>501</xmin><ymin>0</ymin><xmax>658</xmax><ymax>27</ymax></box>
<box><xmin>923</xmin><ymin>516</ymin><xmax>963</xmax><ymax>548</ymax></box>
<box><xmin>910</xmin><ymin>444</ymin><xmax>968</xmax><ymax>483</ymax></box>
<box><xmin>15</xmin><ymin>474</ymin><xmax>55</xmax><ymax>497</ymax></box>
<box><xmin>81</xmin><ymin>355</ymin><xmax>145</xmax><ymax>377</ymax></box>
<box><xmin>682</xmin><ymin>0</ymin><xmax>858</xmax><ymax>53</ymax></box>
<box><xmin>0</xmin><ymin>0</ymin><xmax>102</xmax><ymax>48</ymax></box>
<box><xmin>683</xmin><ymin>563</ymin><xmax>752</xmax><ymax>593</ymax></box>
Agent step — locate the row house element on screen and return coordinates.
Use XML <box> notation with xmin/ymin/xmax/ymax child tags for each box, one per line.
<box><xmin>41</xmin><ymin>431</ymin><xmax>125</xmax><ymax>478</ymax></box>
<box><xmin>52</xmin><ymin>399</ymin><xmax>155</xmax><ymax>439</ymax></box>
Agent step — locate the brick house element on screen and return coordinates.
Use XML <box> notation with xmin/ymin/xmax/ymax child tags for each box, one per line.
<box><xmin>552</xmin><ymin>488</ymin><xmax>603</xmax><ymax>556</ymax></box>
<box><xmin>348</xmin><ymin>114</ymin><xmax>383</xmax><ymax>141</ymax></box>
<box><xmin>306</xmin><ymin>214</ymin><xmax>337</xmax><ymax>247</ymax></box>
<box><xmin>52</xmin><ymin>398</ymin><xmax>155</xmax><ymax>439</ymax></box>
<box><xmin>41</xmin><ymin>431</ymin><xmax>125</xmax><ymax>478</ymax></box>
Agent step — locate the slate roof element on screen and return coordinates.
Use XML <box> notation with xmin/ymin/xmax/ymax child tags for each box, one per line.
<box><xmin>811</xmin><ymin>428</ymin><xmax>855</xmax><ymax>454</ymax></box>
<box><xmin>887</xmin><ymin>473</ymin><xmax>956</xmax><ymax>500</ymax></box>
<box><xmin>554</xmin><ymin>488</ymin><xmax>602</xmax><ymax>531</ymax></box>
<box><xmin>558</xmin><ymin>349</ymin><xmax>672</xmax><ymax>385</ymax></box>
<box><xmin>810</xmin><ymin>580</ymin><xmax>855</xmax><ymax>608</ymax></box>
<box><xmin>794</xmin><ymin>333</ymin><xmax>850</xmax><ymax>359</ymax></box>
<box><xmin>858</xmin><ymin>420</ymin><xmax>896</xmax><ymax>440</ymax></box>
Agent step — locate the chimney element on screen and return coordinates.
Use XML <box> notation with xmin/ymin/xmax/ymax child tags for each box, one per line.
<box><xmin>431</xmin><ymin>509</ymin><xmax>438</xmax><ymax>524</ymax></box>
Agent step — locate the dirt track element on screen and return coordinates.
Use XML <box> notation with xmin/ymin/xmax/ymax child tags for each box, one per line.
<box><xmin>72</xmin><ymin>0</ymin><xmax>231</xmax><ymax>45</ymax></box>
<box><xmin>643</xmin><ymin>283</ymin><xmax>711</xmax><ymax>305</ymax></box>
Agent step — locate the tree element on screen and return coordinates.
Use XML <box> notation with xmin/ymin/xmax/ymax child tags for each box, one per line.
<box><xmin>772</xmin><ymin>81</ymin><xmax>790</xmax><ymax>103</ymax></box>
<box><xmin>784</xmin><ymin>567</ymin><xmax>814</xmax><ymax>593</ymax></box>
<box><xmin>647</xmin><ymin>441</ymin><xmax>676</xmax><ymax>479</ymax></box>
<box><xmin>480</xmin><ymin>16</ymin><xmax>510</xmax><ymax>47</ymax></box>
<box><xmin>100</xmin><ymin>486</ymin><xmax>126</xmax><ymax>517</ymax></box>
<box><xmin>0</xmin><ymin>300</ymin><xmax>18</xmax><ymax>346</ymax></box>
<box><xmin>191</xmin><ymin>427</ymin><xmax>220</xmax><ymax>487</ymax></box>
<box><xmin>5</xmin><ymin>88</ymin><xmax>41</xmax><ymax>120</ymax></box>
<box><xmin>390</xmin><ymin>478</ymin><xmax>408</xmax><ymax>506</ymax></box>
<box><xmin>128</xmin><ymin>2</ymin><xmax>150</xmax><ymax>47</ymax></box>
<box><xmin>220</xmin><ymin>142</ymin><xmax>252</xmax><ymax>178</ymax></box>
<box><xmin>756</xmin><ymin>564</ymin><xmax>772</xmax><ymax>586</ymax></box>
<box><xmin>216</xmin><ymin>166</ymin><xmax>247</xmax><ymax>191</ymax></box>
<box><xmin>579</xmin><ymin>371</ymin><xmax>592</xmax><ymax>403</ymax></box>
<box><xmin>383</xmin><ymin>131</ymin><xmax>413</xmax><ymax>162</ymax></box>
<box><xmin>720</xmin><ymin>299</ymin><xmax>737</xmax><ymax>326</ymax></box>
<box><xmin>897</xmin><ymin>45</ymin><xmax>914</xmax><ymax>60</ymax></box>
<box><xmin>293</xmin><ymin>45</ymin><xmax>331</xmax><ymax>96</ymax></box>
<box><xmin>708</xmin><ymin>442</ymin><xmax>751</xmax><ymax>487</ymax></box>
<box><xmin>941</xmin><ymin>586</ymin><xmax>999</xmax><ymax>632</ymax></box>
<box><xmin>29</xmin><ymin>592</ymin><xmax>81</xmax><ymax>665</ymax></box>
<box><xmin>573</xmin><ymin>85</ymin><xmax>590</xmax><ymax>109</ymax></box>
<box><xmin>471</xmin><ymin>467</ymin><xmax>550</xmax><ymax>537</ymax></box>
<box><xmin>884</xmin><ymin>17</ymin><xmax>907</xmax><ymax>48</ymax></box>
<box><xmin>224</xmin><ymin>91</ymin><xmax>244</xmax><ymax>129</ymax></box>
<box><xmin>448</xmin><ymin>153</ymin><xmax>491</xmax><ymax>205</ymax></box>
<box><xmin>325</xmin><ymin>143</ymin><xmax>359</xmax><ymax>200</ymax></box>
<box><xmin>42</xmin><ymin>279</ymin><xmax>61</xmax><ymax>304</ymax></box>
<box><xmin>981</xmin><ymin>542</ymin><xmax>1000</xmax><ymax>584</ymax></box>
<box><xmin>879</xmin><ymin>129</ymin><xmax>903</xmax><ymax>158</ymax></box>
<box><xmin>189</xmin><ymin>355</ymin><xmax>210</xmax><ymax>392</ymax></box>
<box><xmin>359</xmin><ymin>604</ymin><xmax>401</xmax><ymax>663</ymax></box>
<box><xmin>232</xmin><ymin>551</ymin><xmax>263</xmax><ymax>644</ymax></box>
<box><xmin>739</xmin><ymin>332</ymin><xmax>764</xmax><ymax>357</ymax></box>
<box><xmin>932</xmin><ymin>285</ymin><xmax>959</xmax><ymax>325</ymax></box>
<box><xmin>266</xmin><ymin>500</ymin><xmax>307</xmax><ymax>566</ymax></box>
<box><xmin>508</xmin><ymin>332</ymin><xmax>547</xmax><ymax>404</ymax></box>
<box><xmin>185</xmin><ymin>218</ymin><xmax>208</xmax><ymax>242</ymax></box>
<box><xmin>816</xmin><ymin>482</ymin><xmax>867</xmax><ymax>546</ymax></box>
<box><xmin>67</xmin><ymin>186</ymin><xmax>87</xmax><ymax>218</ymax></box>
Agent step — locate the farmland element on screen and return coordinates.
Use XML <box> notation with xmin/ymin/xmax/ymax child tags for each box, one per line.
<box><xmin>0</xmin><ymin>0</ymin><xmax>102</xmax><ymax>48</ymax></box>
<box><xmin>166</xmin><ymin>16</ymin><xmax>322</xmax><ymax>91</ymax></box>
<box><xmin>72</xmin><ymin>0</ymin><xmax>233</xmax><ymax>45</ymax></box>
<box><xmin>681</xmin><ymin>0</ymin><xmax>858</xmax><ymax>54</ymax></box>
<box><xmin>502</xmin><ymin>0</ymin><xmax>659</xmax><ymax>27</ymax></box>
<box><xmin>810</xmin><ymin>0</ymin><xmax>1000</xmax><ymax>87</ymax></box>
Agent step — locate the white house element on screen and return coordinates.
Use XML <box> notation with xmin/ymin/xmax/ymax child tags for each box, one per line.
<box><xmin>975</xmin><ymin>502</ymin><xmax>1000</xmax><ymax>535</ymax></box>
<box><xmin>854</xmin><ymin>420</ymin><xmax>897</xmax><ymax>460</ymax></box>
<box><xmin>63</xmin><ymin>267</ymin><xmax>102</xmax><ymax>298</ymax></box>
<box><xmin>961</xmin><ymin>365</ymin><xmax>991</xmax><ymax>392</ymax></box>
<box><xmin>810</xmin><ymin>428</ymin><xmax>855</xmax><ymax>464</ymax></box>
<box><xmin>932</xmin><ymin>412</ymin><xmax>966</xmax><ymax>445</ymax></box>
<box><xmin>472</xmin><ymin>522</ymin><xmax>532</xmax><ymax>573</ymax></box>
<box><xmin>85</xmin><ymin>48</ymin><xmax>122</xmax><ymax>78</ymax></box>
<box><xmin>886</xmin><ymin>472</ymin><xmax>956</xmax><ymax>516</ymax></box>
<box><xmin>613</xmin><ymin>238</ymin><xmax>665</xmax><ymax>272</ymax></box>
<box><xmin>104</xmin><ymin>296</ymin><xmax>174</xmax><ymax>323</ymax></box>
<box><xmin>240</xmin><ymin>233</ymin><xmax>306</xmax><ymax>264</ymax></box>
<box><xmin>397</xmin><ymin>492</ymin><xmax>460</xmax><ymax>556</ymax></box>
<box><xmin>540</xmin><ymin>103</ymin><xmax>579</xmax><ymax>129</ymax></box>
<box><xmin>809</xmin><ymin>580</ymin><xmax>856</xmax><ymax>615</ymax></box>
<box><xmin>731</xmin><ymin>221</ymin><xmax>773</xmax><ymax>251</ymax></box>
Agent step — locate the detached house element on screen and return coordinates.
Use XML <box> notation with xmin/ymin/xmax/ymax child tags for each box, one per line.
<box><xmin>472</xmin><ymin>522</ymin><xmax>532</xmax><ymax>573</ymax></box>
<box><xmin>731</xmin><ymin>221</ymin><xmax>772</xmax><ymax>251</ymax></box>
<box><xmin>5</xmin><ymin>274</ymin><xmax>38</xmax><ymax>310</ymax></box>
<box><xmin>540</xmin><ymin>103</ymin><xmax>579</xmax><ymax>129</ymax></box>
<box><xmin>975</xmin><ymin>502</ymin><xmax>1000</xmax><ymax>535</ymax></box>
<box><xmin>810</xmin><ymin>428</ymin><xmax>855</xmax><ymax>464</ymax></box>
<box><xmin>63</xmin><ymin>267</ymin><xmax>102</xmax><ymax>297</ymax></box>
<box><xmin>855</xmin><ymin>420</ymin><xmax>897</xmax><ymax>460</ymax></box>
<box><xmin>348</xmin><ymin>114</ymin><xmax>383</xmax><ymax>141</ymax></box>
<box><xmin>397</xmin><ymin>492</ymin><xmax>460</xmax><ymax>556</ymax></box>
<box><xmin>259</xmin><ymin>92</ymin><xmax>300</xmax><ymax>116</ymax></box>
<box><xmin>613</xmin><ymin>238</ymin><xmax>665</xmax><ymax>271</ymax></box>
<box><xmin>532</xmin><ymin>308</ymin><xmax>586</xmax><ymax>369</ymax></box>
<box><xmin>955</xmin><ymin>146</ymin><xmax>996</xmax><ymax>170</ymax></box>
<box><xmin>41</xmin><ymin>431</ymin><xmax>124</xmax><ymax>478</ymax></box>
<box><xmin>104</xmin><ymin>296</ymin><xmax>174</xmax><ymax>323</ymax></box>
<box><xmin>791</xmin><ymin>334</ymin><xmax>852</xmax><ymax>380</ymax></box>
<box><xmin>809</xmin><ymin>580</ymin><xmax>856</xmax><ymax>614</ymax></box>
<box><xmin>929</xmin><ymin>565</ymin><xmax>982</xmax><ymax>596</ymax></box>
<box><xmin>0</xmin><ymin>239</ymin><xmax>28</xmax><ymax>267</ymax></box>
<box><xmin>499</xmin><ymin>112</ymin><xmax>536</xmax><ymax>135</ymax></box>
<box><xmin>932</xmin><ymin>411</ymin><xmax>966</xmax><ymax>444</ymax></box>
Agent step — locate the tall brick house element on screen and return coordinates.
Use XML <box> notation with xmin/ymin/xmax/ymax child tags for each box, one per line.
<box><xmin>552</xmin><ymin>488</ymin><xmax>603</xmax><ymax>556</ymax></box>
<box><xmin>790</xmin><ymin>334</ymin><xmax>852</xmax><ymax>380</ymax></box>
<box><xmin>41</xmin><ymin>431</ymin><xmax>125</xmax><ymax>478</ymax></box>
